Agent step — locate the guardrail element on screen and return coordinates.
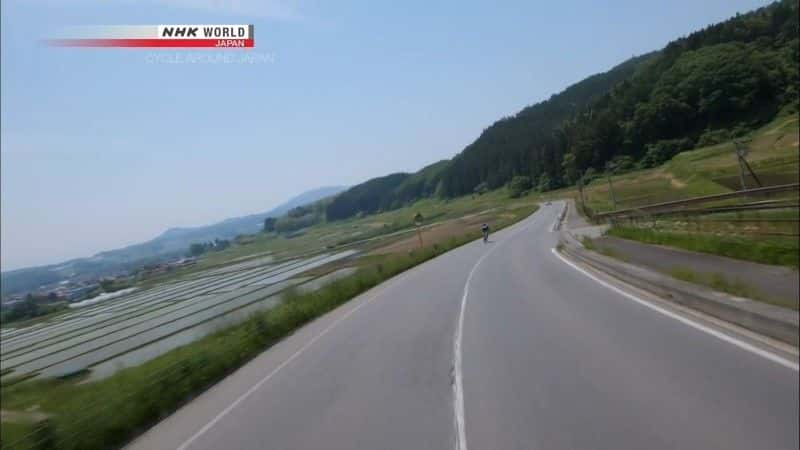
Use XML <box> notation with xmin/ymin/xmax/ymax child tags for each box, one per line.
<box><xmin>593</xmin><ymin>183</ymin><xmax>799</xmax><ymax>220</ymax></box>
<box><xmin>583</xmin><ymin>182</ymin><xmax>800</xmax><ymax>237</ymax></box>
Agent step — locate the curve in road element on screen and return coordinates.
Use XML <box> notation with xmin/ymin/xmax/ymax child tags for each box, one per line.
<box><xmin>127</xmin><ymin>202</ymin><xmax>798</xmax><ymax>450</ymax></box>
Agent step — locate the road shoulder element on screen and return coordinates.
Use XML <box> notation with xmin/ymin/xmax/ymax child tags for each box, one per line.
<box><xmin>556</xmin><ymin>200</ymin><xmax>799</xmax><ymax>360</ymax></box>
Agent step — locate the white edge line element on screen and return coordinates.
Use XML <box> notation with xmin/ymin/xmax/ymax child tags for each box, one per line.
<box><xmin>175</xmin><ymin>270</ymin><xmax>414</xmax><ymax>450</ymax></box>
<box><xmin>551</xmin><ymin>248</ymin><xmax>799</xmax><ymax>372</ymax></box>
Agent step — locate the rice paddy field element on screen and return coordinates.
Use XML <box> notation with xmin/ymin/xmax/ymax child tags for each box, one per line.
<box><xmin>0</xmin><ymin>250</ymin><xmax>357</xmax><ymax>383</ymax></box>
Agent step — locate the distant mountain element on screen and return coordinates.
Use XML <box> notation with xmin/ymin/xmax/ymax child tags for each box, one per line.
<box><xmin>128</xmin><ymin>185</ymin><xmax>347</xmax><ymax>253</ymax></box>
<box><xmin>1</xmin><ymin>186</ymin><xmax>346</xmax><ymax>297</ymax></box>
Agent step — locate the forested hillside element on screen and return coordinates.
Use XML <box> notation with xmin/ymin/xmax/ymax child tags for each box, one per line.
<box><xmin>325</xmin><ymin>160</ymin><xmax>450</xmax><ymax>220</ymax></box>
<box><xmin>326</xmin><ymin>173</ymin><xmax>411</xmax><ymax>221</ymax></box>
<box><xmin>440</xmin><ymin>0</ymin><xmax>797</xmax><ymax>196</ymax></box>
<box><xmin>437</xmin><ymin>51</ymin><xmax>656</xmax><ymax>197</ymax></box>
<box><xmin>327</xmin><ymin>0</ymin><xmax>797</xmax><ymax>221</ymax></box>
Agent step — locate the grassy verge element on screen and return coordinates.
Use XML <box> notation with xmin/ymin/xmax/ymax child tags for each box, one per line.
<box><xmin>582</xmin><ymin>235</ymin><xmax>795</xmax><ymax>309</ymax></box>
<box><xmin>0</xmin><ymin>205</ymin><xmax>537</xmax><ymax>450</ymax></box>
<box><xmin>581</xmin><ymin>236</ymin><xmax>626</xmax><ymax>261</ymax></box>
<box><xmin>668</xmin><ymin>267</ymin><xmax>758</xmax><ymax>298</ymax></box>
<box><xmin>607</xmin><ymin>226</ymin><xmax>799</xmax><ymax>268</ymax></box>
<box><xmin>667</xmin><ymin>266</ymin><xmax>797</xmax><ymax>310</ymax></box>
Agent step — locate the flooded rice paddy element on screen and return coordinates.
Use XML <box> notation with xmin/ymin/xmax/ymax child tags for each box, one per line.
<box><xmin>0</xmin><ymin>251</ymin><xmax>357</xmax><ymax>381</ymax></box>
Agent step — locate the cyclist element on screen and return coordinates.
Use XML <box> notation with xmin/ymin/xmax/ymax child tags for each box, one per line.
<box><xmin>481</xmin><ymin>223</ymin><xmax>490</xmax><ymax>243</ymax></box>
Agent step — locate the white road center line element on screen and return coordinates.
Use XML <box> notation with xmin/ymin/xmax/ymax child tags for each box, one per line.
<box><xmin>551</xmin><ymin>248</ymin><xmax>799</xmax><ymax>372</ymax></box>
<box><xmin>453</xmin><ymin>209</ymin><xmax>545</xmax><ymax>450</ymax></box>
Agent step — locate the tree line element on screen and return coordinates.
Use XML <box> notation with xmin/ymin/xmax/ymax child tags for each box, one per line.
<box><xmin>263</xmin><ymin>198</ymin><xmax>331</xmax><ymax>233</ymax></box>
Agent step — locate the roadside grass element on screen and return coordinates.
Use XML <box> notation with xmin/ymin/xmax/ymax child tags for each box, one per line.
<box><xmin>596</xmin><ymin>245</ymin><xmax>624</xmax><ymax>260</ymax></box>
<box><xmin>0</xmin><ymin>423</ymin><xmax>43</xmax><ymax>449</ymax></box>
<box><xmin>581</xmin><ymin>243</ymin><xmax>794</xmax><ymax>309</ymax></box>
<box><xmin>0</xmin><ymin>373</ymin><xmax>40</xmax><ymax>388</ymax></box>
<box><xmin>608</xmin><ymin>226</ymin><xmax>799</xmax><ymax>268</ymax></box>
<box><xmin>668</xmin><ymin>266</ymin><xmax>700</xmax><ymax>283</ymax></box>
<box><xmin>665</xmin><ymin>266</ymin><xmax>798</xmax><ymax>310</ymax></box>
<box><xmin>708</xmin><ymin>273</ymin><xmax>756</xmax><ymax>299</ymax></box>
<box><xmin>646</xmin><ymin>211</ymin><xmax>799</xmax><ymax>238</ymax></box>
<box><xmin>0</xmin><ymin>205</ymin><xmax>537</xmax><ymax>450</ymax></box>
<box><xmin>580</xmin><ymin>236</ymin><xmax>626</xmax><ymax>261</ymax></box>
<box><xmin>668</xmin><ymin>267</ymin><xmax>758</xmax><ymax>299</ymax></box>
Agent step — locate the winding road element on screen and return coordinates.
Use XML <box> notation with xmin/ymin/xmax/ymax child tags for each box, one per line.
<box><xmin>127</xmin><ymin>202</ymin><xmax>799</xmax><ymax>450</ymax></box>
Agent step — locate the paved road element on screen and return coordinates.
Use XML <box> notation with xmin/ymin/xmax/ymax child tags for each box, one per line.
<box><xmin>128</xmin><ymin>203</ymin><xmax>798</xmax><ymax>450</ymax></box>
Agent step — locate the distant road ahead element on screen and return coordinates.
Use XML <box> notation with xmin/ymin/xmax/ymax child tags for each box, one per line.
<box><xmin>128</xmin><ymin>202</ymin><xmax>798</xmax><ymax>450</ymax></box>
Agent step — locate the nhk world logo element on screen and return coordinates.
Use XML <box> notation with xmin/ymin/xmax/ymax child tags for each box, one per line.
<box><xmin>48</xmin><ymin>25</ymin><xmax>254</xmax><ymax>48</ymax></box>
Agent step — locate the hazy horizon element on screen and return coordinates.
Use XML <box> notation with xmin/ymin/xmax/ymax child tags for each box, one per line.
<box><xmin>0</xmin><ymin>184</ymin><xmax>346</xmax><ymax>273</ymax></box>
<box><xmin>1</xmin><ymin>0</ymin><xmax>768</xmax><ymax>271</ymax></box>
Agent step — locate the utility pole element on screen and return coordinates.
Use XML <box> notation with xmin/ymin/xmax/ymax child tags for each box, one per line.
<box><xmin>577</xmin><ymin>178</ymin><xmax>587</xmax><ymax>213</ymax></box>
<box><xmin>607</xmin><ymin>175</ymin><xmax>617</xmax><ymax>210</ymax></box>
<box><xmin>606</xmin><ymin>161</ymin><xmax>617</xmax><ymax>211</ymax></box>
<box><xmin>605</xmin><ymin>162</ymin><xmax>618</xmax><ymax>211</ymax></box>
<box><xmin>734</xmin><ymin>141</ymin><xmax>762</xmax><ymax>191</ymax></box>
<box><xmin>735</xmin><ymin>141</ymin><xmax>748</xmax><ymax>191</ymax></box>
<box><xmin>413</xmin><ymin>212</ymin><xmax>424</xmax><ymax>248</ymax></box>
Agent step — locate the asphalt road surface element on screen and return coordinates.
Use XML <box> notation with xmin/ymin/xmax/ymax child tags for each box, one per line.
<box><xmin>128</xmin><ymin>202</ymin><xmax>798</xmax><ymax>450</ymax></box>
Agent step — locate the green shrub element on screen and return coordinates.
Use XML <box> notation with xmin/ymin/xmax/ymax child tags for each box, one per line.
<box><xmin>537</xmin><ymin>173</ymin><xmax>552</xmax><ymax>192</ymax></box>
<box><xmin>473</xmin><ymin>182</ymin><xmax>489</xmax><ymax>196</ymax></box>
<box><xmin>638</xmin><ymin>138</ymin><xmax>694</xmax><ymax>168</ymax></box>
<box><xmin>608</xmin><ymin>155</ymin><xmax>635</xmax><ymax>174</ymax></box>
<box><xmin>582</xmin><ymin>168</ymin><xmax>600</xmax><ymax>184</ymax></box>
<box><xmin>507</xmin><ymin>176</ymin><xmax>532</xmax><ymax>198</ymax></box>
<box><xmin>696</xmin><ymin>128</ymin><xmax>732</xmax><ymax>147</ymax></box>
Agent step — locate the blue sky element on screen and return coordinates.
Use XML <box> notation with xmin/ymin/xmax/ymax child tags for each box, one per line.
<box><xmin>1</xmin><ymin>0</ymin><xmax>768</xmax><ymax>270</ymax></box>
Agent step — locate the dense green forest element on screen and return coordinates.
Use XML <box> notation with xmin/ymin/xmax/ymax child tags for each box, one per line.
<box><xmin>326</xmin><ymin>173</ymin><xmax>412</xmax><ymax>221</ymax></box>
<box><xmin>327</xmin><ymin>0</ymin><xmax>798</xmax><ymax>221</ymax></box>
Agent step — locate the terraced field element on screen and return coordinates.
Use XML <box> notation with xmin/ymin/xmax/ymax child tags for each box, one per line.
<box><xmin>0</xmin><ymin>250</ymin><xmax>356</xmax><ymax>382</ymax></box>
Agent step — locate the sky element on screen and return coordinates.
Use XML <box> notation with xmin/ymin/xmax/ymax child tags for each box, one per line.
<box><xmin>1</xmin><ymin>0</ymin><xmax>769</xmax><ymax>271</ymax></box>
